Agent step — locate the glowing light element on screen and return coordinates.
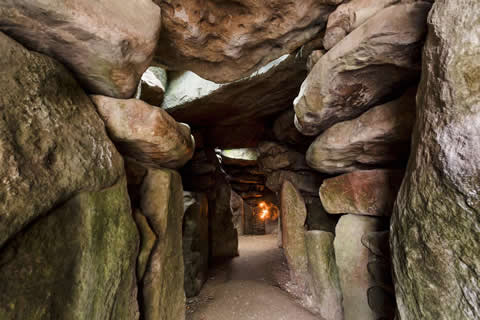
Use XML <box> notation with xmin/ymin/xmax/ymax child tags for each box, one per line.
<box><xmin>260</xmin><ymin>209</ymin><xmax>268</xmax><ymax>220</ymax></box>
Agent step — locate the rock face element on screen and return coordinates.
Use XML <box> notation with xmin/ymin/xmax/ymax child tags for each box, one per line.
<box><xmin>0</xmin><ymin>33</ymin><xmax>124</xmax><ymax>248</ymax></box>
<box><xmin>334</xmin><ymin>214</ymin><xmax>383</xmax><ymax>320</ymax></box>
<box><xmin>280</xmin><ymin>180</ymin><xmax>309</xmax><ymax>290</ymax></box>
<box><xmin>0</xmin><ymin>0</ymin><xmax>161</xmax><ymax>98</ymax></box>
<box><xmin>320</xmin><ymin>170</ymin><xmax>404</xmax><ymax>216</ymax></box>
<box><xmin>266</xmin><ymin>170</ymin><xmax>323</xmax><ymax>195</ymax></box>
<box><xmin>391</xmin><ymin>1</ymin><xmax>480</xmax><ymax>318</ymax></box>
<box><xmin>139</xmin><ymin>67</ymin><xmax>168</xmax><ymax>107</ymax></box>
<box><xmin>91</xmin><ymin>96</ymin><xmax>194</xmax><ymax>169</ymax></box>
<box><xmin>154</xmin><ymin>0</ymin><xmax>332</xmax><ymax>83</ymax></box>
<box><xmin>0</xmin><ymin>178</ymin><xmax>140</xmax><ymax>320</ymax></box>
<box><xmin>323</xmin><ymin>0</ymin><xmax>399</xmax><ymax>50</ymax></box>
<box><xmin>273</xmin><ymin>109</ymin><xmax>314</xmax><ymax>146</ymax></box>
<box><xmin>305</xmin><ymin>231</ymin><xmax>343</xmax><ymax>320</ymax></box>
<box><xmin>140</xmin><ymin>169</ymin><xmax>186</xmax><ymax>320</ymax></box>
<box><xmin>134</xmin><ymin>210</ymin><xmax>157</xmax><ymax>282</ymax></box>
<box><xmin>258</xmin><ymin>142</ymin><xmax>310</xmax><ymax>173</ymax></box>
<box><xmin>294</xmin><ymin>2</ymin><xmax>430</xmax><ymax>136</ymax></box>
<box><xmin>183</xmin><ymin>192</ymin><xmax>209</xmax><ymax>298</ymax></box>
<box><xmin>162</xmin><ymin>53</ymin><xmax>308</xmax><ymax>126</ymax></box>
<box><xmin>306</xmin><ymin>89</ymin><xmax>416</xmax><ymax>174</ymax></box>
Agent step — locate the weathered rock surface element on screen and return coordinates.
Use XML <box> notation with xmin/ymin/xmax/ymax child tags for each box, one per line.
<box><xmin>162</xmin><ymin>53</ymin><xmax>308</xmax><ymax>126</ymax></box>
<box><xmin>154</xmin><ymin>0</ymin><xmax>332</xmax><ymax>83</ymax></box>
<box><xmin>0</xmin><ymin>33</ymin><xmax>124</xmax><ymax>248</ymax></box>
<box><xmin>334</xmin><ymin>214</ymin><xmax>383</xmax><ymax>320</ymax></box>
<box><xmin>306</xmin><ymin>89</ymin><xmax>416</xmax><ymax>174</ymax></box>
<box><xmin>91</xmin><ymin>96</ymin><xmax>194</xmax><ymax>169</ymax></box>
<box><xmin>134</xmin><ymin>210</ymin><xmax>157</xmax><ymax>282</ymax></box>
<box><xmin>221</xmin><ymin>148</ymin><xmax>259</xmax><ymax>167</ymax></box>
<box><xmin>323</xmin><ymin>0</ymin><xmax>399</xmax><ymax>50</ymax></box>
<box><xmin>391</xmin><ymin>1</ymin><xmax>480</xmax><ymax>318</ymax></box>
<box><xmin>258</xmin><ymin>142</ymin><xmax>310</xmax><ymax>173</ymax></box>
<box><xmin>320</xmin><ymin>169</ymin><xmax>404</xmax><ymax>216</ymax></box>
<box><xmin>183</xmin><ymin>192</ymin><xmax>209</xmax><ymax>298</ymax></box>
<box><xmin>139</xmin><ymin>67</ymin><xmax>168</xmax><ymax>107</ymax></box>
<box><xmin>0</xmin><ymin>178</ymin><xmax>140</xmax><ymax>320</ymax></box>
<box><xmin>266</xmin><ymin>170</ymin><xmax>323</xmax><ymax>195</ymax></box>
<box><xmin>304</xmin><ymin>197</ymin><xmax>338</xmax><ymax>233</ymax></box>
<box><xmin>140</xmin><ymin>169</ymin><xmax>186</xmax><ymax>320</ymax></box>
<box><xmin>0</xmin><ymin>0</ymin><xmax>161</xmax><ymax>98</ymax></box>
<box><xmin>305</xmin><ymin>231</ymin><xmax>343</xmax><ymax>320</ymax></box>
<box><xmin>294</xmin><ymin>2</ymin><xmax>430</xmax><ymax>136</ymax></box>
<box><xmin>273</xmin><ymin>109</ymin><xmax>313</xmax><ymax>146</ymax></box>
<box><xmin>280</xmin><ymin>180</ymin><xmax>309</xmax><ymax>290</ymax></box>
<box><xmin>230</xmin><ymin>190</ymin><xmax>245</xmax><ymax>235</ymax></box>
<box><xmin>204</xmin><ymin>122</ymin><xmax>266</xmax><ymax>148</ymax></box>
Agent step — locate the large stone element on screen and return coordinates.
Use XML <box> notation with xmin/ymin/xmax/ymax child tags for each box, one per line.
<box><xmin>134</xmin><ymin>210</ymin><xmax>157</xmax><ymax>282</ymax></box>
<box><xmin>305</xmin><ymin>231</ymin><xmax>343</xmax><ymax>320</ymax></box>
<box><xmin>0</xmin><ymin>178</ymin><xmax>139</xmax><ymax>320</ymax></box>
<box><xmin>320</xmin><ymin>170</ymin><xmax>404</xmax><ymax>216</ymax></box>
<box><xmin>307</xmin><ymin>89</ymin><xmax>416</xmax><ymax>174</ymax></box>
<box><xmin>139</xmin><ymin>67</ymin><xmax>168</xmax><ymax>107</ymax></box>
<box><xmin>280</xmin><ymin>180</ymin><xmax>309</xmax><ymax>290</ymax></box>
<box><xmin>154</xmin><ymin>0</ymin><xmax>332</xmax><ymax>83</ymax></box>
<box><xmin>91</xmin><ymin>96</ymin><xmax>194</xmax><ymax>169</ymax></box>
<box><xmin>140</xmin><ymin>169</ymin><xmax>186</xmax><ymax>320</ymax></box>
<box><xmin>266</xmin><ymin>170</ymin><xmax>323</xmax><ymax>195</ymax></box>
<box><xmin>221</xmin><ymin>148</ymin><xmax>259</xmax><ymax>167</ymax></box>
<box><xmin>0</xmin><ymin>0</ymin><xmax>160</xmax><ymax>98</ymax></box>
<box><xmin>273</xmin><ymin>109</ymin><xmax>314</xmax><ymax>146</ymax></box>
<box><xmin>0</xmin><ymin>33</ymin><xmax>124</xmax><ymax>248</ymax></box>
<box><xmin>258</xmin><ymin>141</ymin><xmax>310</xmax><ymax>173</ymax></box>
<box><xmin>183</xmin><ymin>192</ymin><xmax>209</xmax><ymax>298</ymax></box>
<box><xmin>334</xmin><ymin>214</ymin><xmax>383</xmax><ymax>320</ymax></box>
<box><xmin>162</xmin><ymin>53</ymin><xmax>308</xmax><ymax>126</ymax></box>
<box><xmin>294</xmin><ymin>2</ymin><xmax>430</xmax><ymax>136</ymax></box>
<box><xmin>304</xmin><ymin>197</ymin><xmax>338</xmax><ymax>233</ymax></box>
<box><xmin>230</xmin><ymin>190</ymin><xmax>245</xmax><ymax>235</ymax></box>
<box><xmin>323</xmin><ymin>0</ymin><xmax>399</xmax><ymax>50</ymax></box>
<box><xmin>391</xmin><ymin>1</ymin><xmax>480</xmax><ymax>318</ymax></box>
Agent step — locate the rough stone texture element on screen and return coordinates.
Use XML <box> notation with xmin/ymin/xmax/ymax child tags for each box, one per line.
<box><xmin>307</xmin><ymin>50</ymin><xmax>326</xmax><ymax>72</ymax></box>
<box><xmin>0</xmin><ymin>178</ymin><xmax>140</xmax><ymax>320</ymax></box>
<box><xmin>0</xmin><ymin>0</ymin><xmax>160</xmax><ymax>98</ymax></box>
<box><xmin>280</xmin><ymin>180</ymin><xmax>309</xmax><ymax>290</ymax></box>
<box><xmin>134</xmin><ymin>210</ymin><xmax>157</xmax><ymax>282</ymax></box>
<box><xmin>323</xmin><ymin>0</ymin><xmax>399</xmax><ymax>50</ymax></box>
<box><xmin>91</xmin><ymin>96</ymin><xmax>194</xmax><ymax>169</ymax></box>
<box><xmin>334</xmin><ymin>214</ymin><xmax>383</xmax><ymax>320</ymax></box>
<box><xmin>266</xmin><ymin>170</ymin><xmax>323</xmax><ymax>195</ymax></box>
<box><xmin>162</xmin><ymin>53</ymin><xmax>308</xmax><ymax>126</ymax></box>
<box><xmin>140</xmin><ymin>67</ymin><xmax>168</xmax><ymax>107</ymax></box>
<box><xmin>230</xmin><ymin>190</ymin><xmax>245</xmax><ymax>235</ymax></box>
<box><xmin>391</xmin><ymin>1</ymin><xmax>480</xmax><ymax>318</ymax></box>
<box><xmin>154</xmin><ymin>0</ymin><xmax>332</xmax><ymax>83</ymax></box>
<box><xmin>258</xmin><ymin>141</ymin><xmax>310</xmax><ymax>173</ymax></box>
<box><xmin>183</xmin><ymin>192</ymin><xmax>209</xmax><ymax>298</ymax></box>
<box><xmin>140</xmin><ymin>169</ymin><xmax>186</xmax><ymax>320</ymax></box>
<box><xmin>320</xmin><ymin>169</ymin><xmax>404</xmax><ymax>216</ymax></box>
<box><xmin>306</xmin><ymin>89</ymin><xmax>416</xmax><ymax>174</ymax></box>
<box><xmin>0</xmin><ymin>33</ymin><xmax>124</xmax><ymax>248</ymax></box>
<box><xmin>305</xmin><ymin>231</ymin><xmax>343</xmax><ymax>320</ymax></box>
<box><xmin>304</xmin><ymin>197</ymin><xmax>338</xmax><ymax>233</ymax></box>
<box><xmin>221</xmin><ymin>148</ymin><xmax>259</xmax><ymax>167</ymax></box>
<box><xmin>294</xmin><ymin>2</ymin><xmax>430</xmax><ymax>136</ymax></box>
<box><xmin>273</xmin><ymin>109</ymin><xmax>313</xmax><ymax>146</ymax></box>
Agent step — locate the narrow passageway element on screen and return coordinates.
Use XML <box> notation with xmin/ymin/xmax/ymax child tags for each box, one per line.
<box><xmin>186</xmin><ymin>235</ymin><xmax>317</xmax><ymax>320</ymax></box>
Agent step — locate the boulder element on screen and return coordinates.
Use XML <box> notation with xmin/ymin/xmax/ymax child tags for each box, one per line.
<box><xmin>0</xmin><ymin>33</ymin><xmax>124</xmax><ymax>248</ymax></box>
<box><xmin>230</xmin><ymin>191</ymin><xmax>245</xmax><ymax>235</ymax></box>
<box><xmin>183</xmin><ymin>192</ymin><xmax>209</xmax><ymax>298</ymax></box>
<box><xmin>258</xmin><ymin>141</ymin><xmax>310</xmax><ymax>173</ymax></box>
<box><xmin>304</xmin><ymin>197</ymin><xmax>338</xmax><ymax>233</ymax></box>
<box><xmin>0</xmin><ymin>0</ymin><xmax>160</xmax><ymax>98</ymax></box>
<box><xmin>134</xmin><ymin>210</ymin><xmax>157</xmax><ymax>282</ymax></box>
<box><xmin>162</xmin><ymin>53</ymin><xmax>308</xmax><ymax>126</ymax></box>
<box><xmin>294</xmin><ymin>2</ymin><xmax>431</xmax><ymax>136</ymax></box>
<box><xmin>306</xmin><ymin>89</ymin><xmax>416</xmax><ymax>174</ymax></box>
<box><xmin>221</xmin><ymin>148</ymin><xmax>259</xmax><ymax>167</ymax></box>
<box><xmin>139</xmin><ymin>67</ymin><xmax>168</xmax><ymax>107</ymax></box>
<box><xmin>273</xmin><ymin>109</ymin><xmax>314</xmax><ymax>146</ymax></box>
<box><xmin>323</xmin><ymin>0</ymin><xmax>399</xmax><ymax>50</ymax></box>
<box><xmin>280</xmin><ymin>180</ymin><xmax>309</xmax><ymax>290</ymax></box>
<box><xmin>307</xmin><ymin>50</ymin><xmax>326</xmax><ymax>72</ymax></box>
<box><xmin>305</xmin><ymin>231</ymin><xmax>343</xmax><ymax>320</ymax></box>
<box><xmin>391</xmin><ymin>1</ymin><xmax>480</xmax><ymax>318</ymax></box>
<box><xmin>266</xmin><ymin>170</ymin><xmax>323</xmax><ymax>195</ymax></box>
<box><xmin>140</xmin><ymin>169</ymin><xmax>186</xmax><ymax>320</ymax></box>
<box><xmin>319</xmin><ymin>169</ymin><xmax>404</xmax><ymax>216</ymax></box>
<box><xmin>334</xmin><ymin>214</ymin><xmax>384</xmax><ymax>320</ymax></box>
<box><xmin>0</xmin><ymin>178</ymin><xmax>140</xmax><ymax>320</ymax></box>
<box><xmin>91</xmin><ymin>96</ymin><xmax>195</xmax><ymax>169</ymax></box>
<box><xmin>154</xmin><ymin>0</ymin><xmax>332</xmax><ymax>82</ymax></box>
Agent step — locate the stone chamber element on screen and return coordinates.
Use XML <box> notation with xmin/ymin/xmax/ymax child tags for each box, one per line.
<box><xmin>0</xmin><ymin>1</ymin><xmax>479</xmax><ymax>320</ymax></box>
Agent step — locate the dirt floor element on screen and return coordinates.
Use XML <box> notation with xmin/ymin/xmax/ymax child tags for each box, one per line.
<box><xmin>186</xmin><ymin>234</ymin><xmax>318</xmax><ymax>320</ymax></box>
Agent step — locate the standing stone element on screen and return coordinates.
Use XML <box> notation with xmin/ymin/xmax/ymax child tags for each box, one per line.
<box><xmin>266</xmin><ymin>170</ymin><xmax>324</xmax><ymax>195</ymax></box>
<box><xmin>134</xmin><ymin>210</ymin><xmax>157</xmax><ymax>282</ymax></box>
<box><xmin>0</xmin><ymin>0</ymin><xmax>161</xmax><ymax>98</ymax></box>
<box><xmin>391</xmin><ymin>1</ymin><xmax>480</xmax><ymax>319</ymax></box>
<box><xmin>281</xmin><ymin>180</ymin><xmax>309</xmax><ymax>290</ymax></box>
<box><xmin>319</xmin><ymin>170</ymin><xmax>404</xmax><ymax>216</ymax></box>
<box><xmin>305</xmin><ymin>231</ymin><xmax>343</xmax><ymax>320</ymax></box>
<box><xmin>294</xmin><ymin>2</ymin><xmax>430</xmax><ymax>136</ymax></box>
<box><xmin>334</xmin><ymin>214</ymin><xmax>383</xmax><ymax>320</ymax></box>
<box><xmin>0</xmin><ymin>32</ymin><xmax>124</xmax><ymax>248</ymax></box>
<box><xmin>0</xmin><ymin>178</ymin><xmax>140</xmax><ymax>320</ymax></box>
<box><xmin>140</xmin><ymin>169</ymin><xmax>186</xmax><ymax>320</ymax></box>
<box><xmin>230</xmin><ymin>190</ymin><xmax>245</xmax><ymax>235</ymax></box>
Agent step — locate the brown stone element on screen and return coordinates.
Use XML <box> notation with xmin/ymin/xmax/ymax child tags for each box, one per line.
<box><xmin>266</xmin><ymin>170</ymin><xmax>323</xmax><ymax>195</ymax></box>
